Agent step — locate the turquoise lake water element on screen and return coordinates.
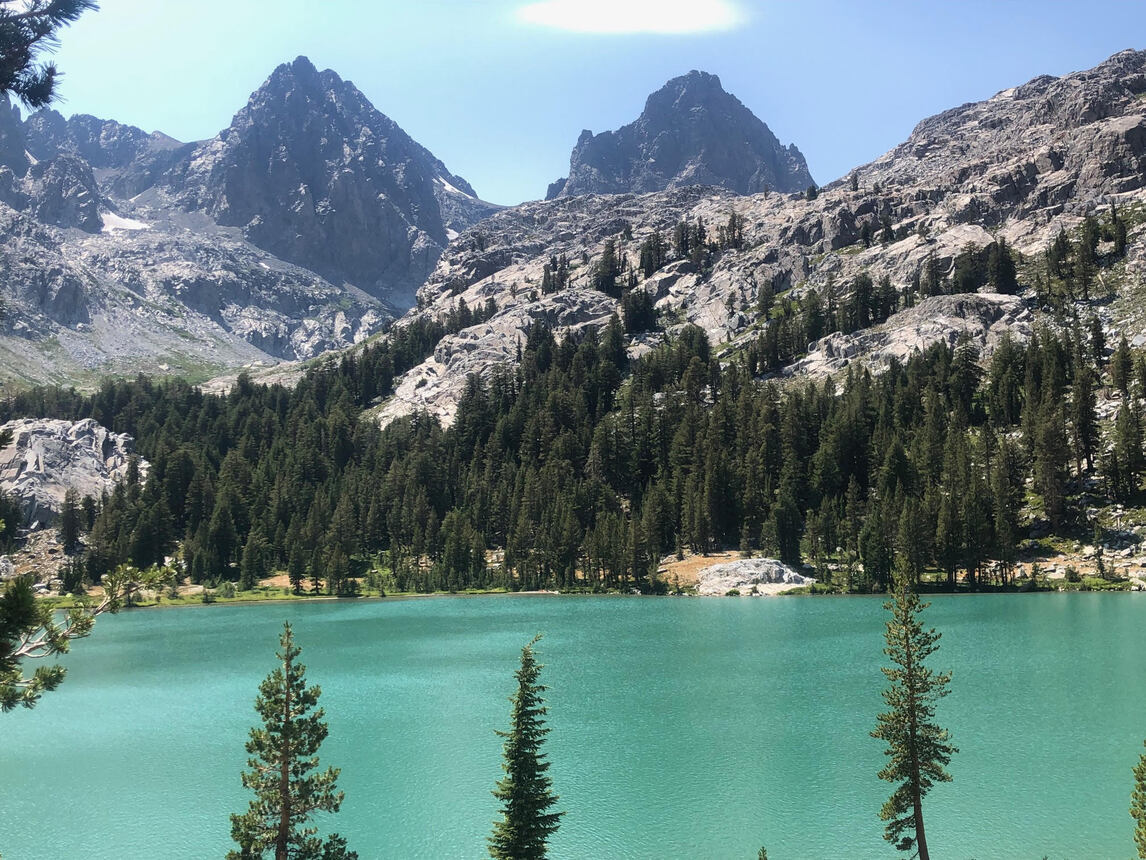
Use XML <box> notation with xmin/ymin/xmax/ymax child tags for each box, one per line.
<box><xmin>3</xmin><ymin>593</ymin><xmax>1146</xmax><ymax>859</ymax></box>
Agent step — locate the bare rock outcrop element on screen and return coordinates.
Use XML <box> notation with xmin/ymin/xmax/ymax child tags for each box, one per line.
<box><xmin>0</xmin><ymin>418</ymin><xmax>145</xmax><ymax>525</ymax></box>
<box><xmin>787</xmin><ymin>293</ymin><xmax>1032</xmax><ymax>379</ymax></box>
<box><xmin>696</xmin><ymin>558</ymin><xmax>814</xmax><ymax>596</ymax></box>
<box><xmin>377</xmin><ymin>288</ymin><xmax>618</xmax><ymax>427</ymax></box>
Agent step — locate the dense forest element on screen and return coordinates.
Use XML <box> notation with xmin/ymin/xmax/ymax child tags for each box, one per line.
<box><xmin>0</xmin><ymin>206</ymin><xmax>1139</xmax><ymax>596</ymax></box>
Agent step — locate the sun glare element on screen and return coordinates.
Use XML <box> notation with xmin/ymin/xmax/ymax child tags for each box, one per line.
<box><xmin>516</xmin><ymin>0</ymin><xmax>747</xmax><ymax>35</ymax></box>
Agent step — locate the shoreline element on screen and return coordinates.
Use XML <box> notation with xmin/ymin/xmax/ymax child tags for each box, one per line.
<box><xmin>42</xmin><ymin>580</ymin><xmax>1146</xmax><ymax>615</ymax></box>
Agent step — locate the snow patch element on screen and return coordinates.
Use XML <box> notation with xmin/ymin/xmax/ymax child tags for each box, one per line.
<box><xmin>101</xmin><ymin>212</ymin><xmax>150</xmax><ymax>232</ymax></box>
<box><xmin>435</xmin><ymin>175</ymin><xmax>472</xmax><ymax>198</ymax></box>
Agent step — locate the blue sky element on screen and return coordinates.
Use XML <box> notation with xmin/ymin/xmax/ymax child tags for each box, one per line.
<box><xmin>45</xmin><ymin>0</ymin><xmax>1146</xmax><ymax>205</ymax></box>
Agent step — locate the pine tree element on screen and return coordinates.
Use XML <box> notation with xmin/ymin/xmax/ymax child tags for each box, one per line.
<box><xmin>1</xmin><ymin>567</ymin><xmax>155</xmax><ymax>711</ymax></box>
<box><xmin>489</xmin><ymin>635</ymin><xmax>562</xmax><ymax>860</ymax></box>
<box><xmin>1114</xmin><ymin>335</ymin><xmax>1135</xmax><ymax>394</ymax></box>
<box><xmin>987</xmin><ymin>238</ymin><xmax>1018</xmax><ymax>294</ymax></box>
<box><xmin>1110</xmin><ymin>402</ymin><xmax>1145</xmax><ymax>502</ymax></box>
<box><xmin>1034</xmin><ymin>404</ymin><xmax>1070</xmax><ymax>528</ymax></box>
<box><xmin>871</xmin><ymin>570</ymin><xmax>956</xmax><ymax>860</ymax></box>
<box><xmin>287</xmin><ymin>546</ymin><xmax>306</xmax><ymax>596</ymax></box>
<box><xmin>1071</xmin><ymin>363</ymin><xmax>1099</xmax><ymax>473</ymax></box>
<box><xmin>1132</xmin><ymin>739</ymin><xmax>1146</xmax><ymax>859</ymax></box>
<box><xmin>1090</xmin><ymin>315</ymin><xmax>1107</xmax><ymax>366</ymax></box>
<box><xmin>0</xmin><ymin>0</ymin><xmax>96</xmax><ymax>108</ymax></box>
<box><xmin>1113</xmin><ymin>204</ymin><xmax>1129</xmax><ymax>257</ymax></box>
<box><xmin>58</xmin><ymin>486</ymin><xmax>81</xmax><ymax>552</ymax></box>
<box><xmin>240</xmin><ymin>528</ymin><xmax>269</xmax><ymax>591</ymax></box>
<box><xmin>229</xmin><ymin>622</ymin><xmax>352</xmax><ymax>860</ymax></box>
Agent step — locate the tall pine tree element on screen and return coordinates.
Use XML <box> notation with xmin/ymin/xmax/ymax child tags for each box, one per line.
<box><xmin>1133</xmin><ymin>739</ymin><xmax>1146</xmax><ymax>859</ymax></box>
<box><xmin>489</xmin><ymin>635</ymin><xmax>562</xmax><ymax>859</ymax></box>
<box><xmin>229</xmin><ymin>622</ymin><xmax>353</xmax><ymax>860</ymax></box>
<box><xmin>871</xmin><ymin>569</ymin><xmax>956</xmax><ymax>860</ymax></box>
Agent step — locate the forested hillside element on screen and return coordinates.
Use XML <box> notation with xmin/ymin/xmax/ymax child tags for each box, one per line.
<box><xmin>2</xmin><ymin>203</ymin><xmax>1141</xmax><ymax>596</ymax></box>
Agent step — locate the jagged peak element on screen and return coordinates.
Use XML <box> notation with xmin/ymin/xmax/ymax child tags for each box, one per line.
<box><xmin>550</xmin><ymin>69</ymin><xmax>812</xmax><ymax>198</ymax></box>
<box><xmin>643</xmin><ymin>69</ymin><xmax>734</xmax><ymax>115</ymax></box>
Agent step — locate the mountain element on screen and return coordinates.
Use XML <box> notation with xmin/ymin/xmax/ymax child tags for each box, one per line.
<box><xmin>375</xmin><ymin>49</ymin><xmax>1145</xmax><ymax>427</ymax></box>
<box><xmin>0</xmin><ymin>56</ymin><xmax>498</xmax><ymax>389</ymax></box>
<box><xmin>166</xmin><ymin>56</ymin><xmax>498</xmax><ymax>307</ymax></box>
<box><xmin>546</xmin><ymin>70</ymin><xmax>813</xmax><ymax>200</ymax></box>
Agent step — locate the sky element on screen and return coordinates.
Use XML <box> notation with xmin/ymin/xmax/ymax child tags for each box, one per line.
<box><xmin>41</xmin><ymin>0</ymin><xmax>1146</xmax><ymax>206</ymax></box>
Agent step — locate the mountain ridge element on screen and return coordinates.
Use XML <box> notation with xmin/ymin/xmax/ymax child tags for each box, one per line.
<box><xmin>371</xmin><ymin>48</ymin><xmax>1146</xmax><ymax>427</ymax></box>
<box><xmin>0</xmin><ymin>55</ymin><xmax>499</xmax><ymax>389</ymax></box>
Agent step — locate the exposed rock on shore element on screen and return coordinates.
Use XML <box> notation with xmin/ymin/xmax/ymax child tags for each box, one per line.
<box><xmin>696</xmin><ymin>558</ymin><xmax>814</xmax><ymax>596</ymax></box>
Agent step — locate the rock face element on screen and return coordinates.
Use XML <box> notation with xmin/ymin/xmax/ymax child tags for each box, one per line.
<box><xmin>549</xmin><ymin>71</ymin><xmax>813</xmax><ymax>199</ymax></box>
<box><xmin>696</xmin><ymin>558</ymin><xmax>814</xmax><ymax>596</ymax></box>
<box><xmin>167</xmin><ymin>57</ymin><xmax>498</xmax><ymax>307</ymax></box>
<box><xmin>788</xmin><ymin>293</ymin><xmax>1033</xmax><ymax>379</ymax></box>
<box><xmin>377</xmin><ymin>287</ymin><xmax>620</xmax><ymax>427</ymax></box>
<box><xmin>374</xmin><ymin>50</ymin><xmax>1146</xmax><ymax>428</ymax></box>
<box><xmin>0</xmin><ymin>57</ymin><xmax>500</xmax><ymax>388</ymax></box>
<box><xmin>852</xmin><ymin>49</ymin><xmax>1146</xmax><ymax>212</ymax></box>
<box><xmin>0</xmin><ymin>419</ymin><xmax>144</xmax><ymax>525</ymax></box>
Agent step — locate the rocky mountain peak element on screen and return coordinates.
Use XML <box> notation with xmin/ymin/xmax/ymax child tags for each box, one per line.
<box><xmin>548</xmin><ymin>70</ymin><xmax>813</xmax><ymax>200</ymax></box>
<box><xmin>644</xmin><ymin>69</ymin><xmax>726</xmax><ymax>111</ymax></box>
<box><xmin>166</xmin><ymin>55</ymin><xmax>495</xmax><ymax>308</ymax></box>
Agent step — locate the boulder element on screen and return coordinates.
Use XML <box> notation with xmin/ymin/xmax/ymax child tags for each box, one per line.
<box><xmin>696</xmin><ymin>557</ymin><xmax>814</xmax><ymax>596</ymax></box>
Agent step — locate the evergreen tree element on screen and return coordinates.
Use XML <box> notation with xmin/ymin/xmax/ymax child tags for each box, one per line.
<box><xmin>240</xmin><ymin>528</ymin><xmax>269</xmax><ymax>591</ymax></box>
<box><xmin>1071</xmin><ymin>363</ymin><xmax>1099</xmax><ymax>473</ymax></box>
<box><xmin>229</xmin><ymin>622</ymin><xmax>351</xmax><ymax>860</ymax></box>
<box><xmin>1034</xmin><ymin>405</ymin><xmax>1070</xmax><ymax>528</ymax></box>
<box><xmin>1090</xmin><ymin>315</ymin><xmax>1107</xmax><ymax>366</ymax></box>
<box><xmin>1132</xmin><ymin>739</ymin><xmax>1146</xmax><ymax>859</ymax></box>
<box><xmin>1114</xmin><ymin>335</ymin><xmax>1134</xmax><ymax>395</ymax></box>
<box><xmin>871</xmin><ymin>570</ymin><xmax>956</xmax><ymax>860</ymax></box>
<box><xmin>0</xmin><ymin>0</ymin><xmax>96</xmax><ymax>108</ymax></box>
<box><xmin>1113</xmin><ymin>204</ymin><xmax>1129</xmax><ymax>257</ymax></box>
<box><xmin>58</xmin><ymin>486</ymin><xmax>81</xmax><ymax>552</ymax></box>
<box><xmin>287</xmin><ymin>546</ymin><xmax>306</xmax><ymax>596</ymax></box>
<box><xmin>489</xmin><ymin>635</ymin><xmax>562</xmax><ymax>860</ymax></box>
<box><xmin>1110</xmin><ymin>402</ymin><xmax>1145</xmax><ymax>502</ymax></box>
<box><xmin>1</xmin><ymin>567</ymin><xmax>155</xmax><ymax>711</ymax></box>
<box><xmin>987</xmin><ymin>238</ymin><xmax>1018</xmax><ymax>294</ymax></box>
<box><xmin>591</xmin><ymin>240</ymin><xmax>621</xmax><ymax>297</ymax></box>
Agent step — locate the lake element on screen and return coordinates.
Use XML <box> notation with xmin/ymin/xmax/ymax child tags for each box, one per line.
<box><xmin>3</xmin><ymin>593</ymin><xmax>1145</xmax><ymax>859</ymax></box>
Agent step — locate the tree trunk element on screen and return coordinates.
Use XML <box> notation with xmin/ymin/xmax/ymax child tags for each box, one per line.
<box><xmin>914</xmin><ymin>789</ymin><xmax>929</xmax><ymax>860</ymax></box>
<box><xmin>277</xmin><ymin>652</ymin><xmax>292</xmax><ymax>860</ymax></box>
